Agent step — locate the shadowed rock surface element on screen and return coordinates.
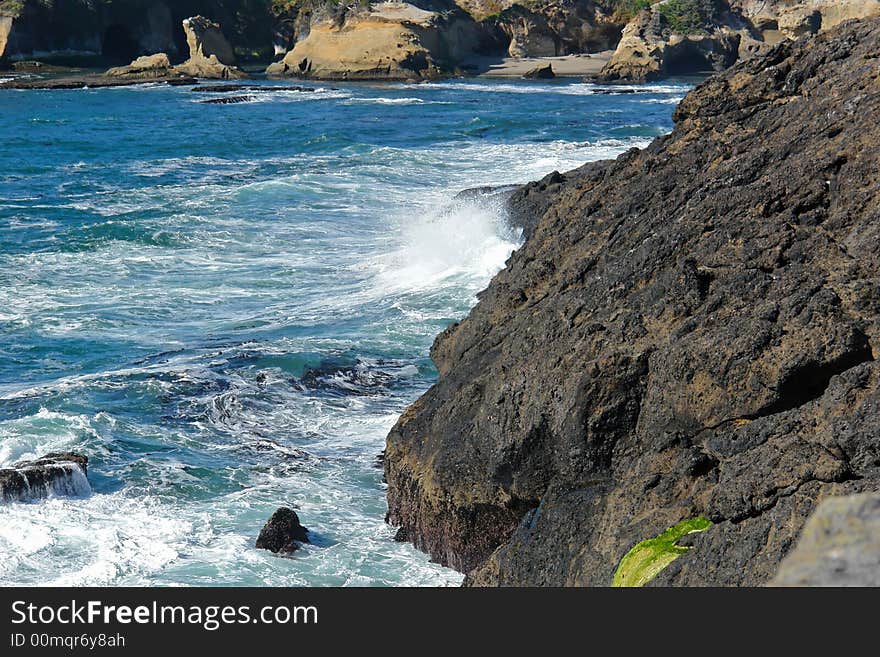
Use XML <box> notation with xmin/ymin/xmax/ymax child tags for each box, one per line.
<box><xmin>0</xmin><ymin>453</ymin><xmax>90</xmax><ymax>503</ymax></box>
<box><xmin>770</xmin><ymin>493</ymin><xmax>880</xmax><ymax>586</ymax></box>
<box><xmin>256</xmin><ymin>507</ymin><xmax>310</xmax><ymax>553</ymax></box>
<box><xmin>386</xmin><ymin>17</ymin><xmax>880</xmax><ymax>586</ymax></box>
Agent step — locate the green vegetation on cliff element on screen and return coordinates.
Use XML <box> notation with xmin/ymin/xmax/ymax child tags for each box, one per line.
<box><xmin>657</xmin><ymin>0</ymin><xmax>720</xmax><ymax>34</ymax></box>
<box><xmin>0</xmin><ymin>0</ymin><xmax>25</xmax><ymax>18</ymax></box>
<box><xmin>612</xmin><ymin>517</ymin><xmax>713</xmax><ymax>587</ymax></box>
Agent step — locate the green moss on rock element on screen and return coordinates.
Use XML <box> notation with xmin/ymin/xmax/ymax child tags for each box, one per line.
<box><xmin>612</xmin><ymin>517</ymin><xmax>712</xmax><ymax>587</ymax></box>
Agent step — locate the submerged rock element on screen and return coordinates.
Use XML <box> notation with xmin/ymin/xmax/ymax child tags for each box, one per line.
<box><xmin>256</xmin><ymin>507</ymin><xmax>310</xmax><ymax>553</ymax></box>
<box><xmin>770</xmin><ymin>493</ymin><xmax>880</xmax><ymax>586</ymax></box>
<box><xmin>199</xmin><ymin>95</ymin><xmax>253</xmax><ymax>105</ymax></box>
<box><xmin>386</xmin><ymin>17</ymin><xmax>880</xmax><ymax>585</ymax></box>
<box><xmin>0</xmin><ymin>453</ymin><xmax>90</xmax><ymax>503</ymax></box>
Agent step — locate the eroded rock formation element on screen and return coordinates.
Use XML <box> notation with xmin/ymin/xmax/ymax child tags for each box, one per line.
<box><xmin>175</xmin><ymin>16</ymin><xmax>248</xmax><ymax>79</ymax></box>
<box><xmin>386</xmin><ymin>17</ymin><xmax>880</xmax><ymax>586</ymax></box>
<box><xmin>267</xmin><ymin>2</ymin><xmax>488</xmax><ymax>81</ymax></box>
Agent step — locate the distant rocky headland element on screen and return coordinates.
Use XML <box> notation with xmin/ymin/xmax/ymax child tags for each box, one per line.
<box><xmin>2</xmin><ymin>1</ymin><xmax>879</xmax><ymax>82</ymax></box>
<box><xmin>385</xmin><ymin>16</ymin><xmax>880</xmax><ymax>586</ymax></box>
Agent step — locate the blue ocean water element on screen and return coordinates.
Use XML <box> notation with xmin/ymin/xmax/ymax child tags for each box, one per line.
<box><xmin>0</xmin><ymin>76</ymin><xmax>687</xmax><ymax>586</ymax></box>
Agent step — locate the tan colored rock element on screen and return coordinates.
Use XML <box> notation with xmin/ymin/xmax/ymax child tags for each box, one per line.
<box><xmin>598</xmin><ymin>8</ymin><xmax>740</xmax><ymax>83</ymax></box>
<box><xmin>0</xmin><ymin>15</ymin><xmax>12</xmax><ymax>61</ymax></box>
<box><xmin>267</xmin><ymin>3</ymin><xmax>483</xmax><ymax>81</ymax></box>
<box><xmin>175</xmin><ymin>16</ymin><xmax>248</xmax><ymax>80</ymax></box>
<box><xmin>106</xmin><ymin>53</ymin><xmax>175</xmax><ymax>79</ymax></box>
<box><xmin>601</xmin><ymin>1</ymin><xmax>880</xmax><ymax>82</ymax></box>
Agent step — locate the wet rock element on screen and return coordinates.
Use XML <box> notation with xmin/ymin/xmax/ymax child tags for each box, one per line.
<box><xmin>256</xmin><ymin>507</ymin><xmax>310</xmax><ymax>553</ymax></box>
<box><xmin>770</xmin><ymin>494</ymin><xmax>880</xmax><ymax>586</ymax></box>
<box><xmin>0</xmin><ymin>453</ymin><xmax>90</xmax><ymax>503</ymax></box>
<box><xmin>386</xmin><ymin>18</ymin><xmax>880</xmax><ymax>586</ymax></box>
<box><xmin>523</xmin><ymin>63</ymin><xmax>554</xmax><ymax>79</ymax></box>
<box><xmin>199</xmin><ymin>95</ymin><xmax>253</xmax><ymax>105</ymax></box>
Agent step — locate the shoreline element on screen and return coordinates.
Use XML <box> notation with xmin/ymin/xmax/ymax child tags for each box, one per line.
<box><xmin>463</xmin><ymin>52</ymin><xmax>612</xmax><ymax>78</ymax></box>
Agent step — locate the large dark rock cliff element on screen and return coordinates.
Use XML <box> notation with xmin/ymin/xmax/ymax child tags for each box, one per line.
<box><xmin>385</xmin><ymin>18</ymin><xmax>880</xmax><ymax>586</ymax></box>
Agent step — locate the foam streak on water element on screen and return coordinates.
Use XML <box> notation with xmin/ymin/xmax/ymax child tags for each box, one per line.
<box><xmin>0</xmin><ymin>77</ymin><xmax>687</xmax><ymax>586</ymax></box>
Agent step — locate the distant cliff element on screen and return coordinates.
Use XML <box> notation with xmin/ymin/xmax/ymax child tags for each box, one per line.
<box><xmin>598</xmin><ymin>0</ymin><xmax>880</xmax><ymax>81</ymax></box>
<box><xmin>385</xmin><ymin>16</ymin><xmax>880</xmax><ymax>586</ymax></box>
<box><xmin>0</xmin><ymin>0</ymin><xmax>284</xmax><ymax>63</ymax></box>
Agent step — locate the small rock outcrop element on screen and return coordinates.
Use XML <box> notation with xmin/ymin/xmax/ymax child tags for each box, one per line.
<box><xmin>175</xmin><ymin>16</ymin><xmax>248</xmax><ymax>80</ymax></box>
<box><xmin>523</xmin><ymin>62</ymin><xmax>555</xmax><ymax>78</ymax></box>
<box><xmin>256</xmin><ymin>507</ymin><xmax>310</xmax><ymax>554</ymax></box>
<box><xmin>386</xmin><ymin>17</ymin><xmax>880</xmax><ymax>586</ymax></box>
<box><xmin>771</xmin><ymin>493</ymin><xmax>880</xmax><ymax>586</ymax></box>
<box><xmin>106</xmin><ymin>53</ymin><xmax>176</xmax><ymax>79</ymax></box>
<box><xmin>0</xmin><ymin>453</ymin><xmax>90</xmax><ymax>503</ymax></box>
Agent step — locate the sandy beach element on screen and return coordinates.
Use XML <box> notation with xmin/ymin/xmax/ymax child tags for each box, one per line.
<box><xmin>462</xmin><ymin>51</ymin><xmax>613</xmax><ymax>78</ymax></box>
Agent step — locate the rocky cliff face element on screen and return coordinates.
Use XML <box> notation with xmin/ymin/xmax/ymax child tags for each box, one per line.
<box><xmin>0</xmin><ymin>0</ymin><xmax>280</xmax><ymax>63</ymax></box>
<box><xmin>386</xmin><ymin>17</ymin><xmax>880</xmax><ymax>586</ymax></box>
<box><xmin>267</xmin><ymin>2</ymin><xmax>490</xmax><ymax>80</ymax></box>
<box><xmin>599</xmin><ymin>0</ymin><xmax>880</xmax><ymax>82</ymax></box>
<box><xmin>490</xmin><ymin>0</ymin><xmax>624</xmax><ymax>57</ymax></box>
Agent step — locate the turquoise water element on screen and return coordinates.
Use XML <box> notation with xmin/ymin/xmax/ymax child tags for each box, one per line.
<box><xmin>0</xmin><ymin>77</ymin><xmax>686</xmax><ymax>586</ymax></box>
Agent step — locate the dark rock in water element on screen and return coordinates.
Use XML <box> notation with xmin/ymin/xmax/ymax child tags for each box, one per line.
<box><xmin>256</xmin><ymin>507</ymin><xmax>310</xmax><ymax>553</ymax></box>
<box><xmin>0</xmin><ymin>453</ymin><xmax>90</xmax><ymax>503</ymax></box>
<box><xmin>393</xmin><ymin>527</ymin><xmax>409</xmax><ymax>542</ymax></box>
<box><xmin>770</xmin><ymin>494</ymin><xmax>880</xmax><ymax>587</ymax></box>
<box><xmin>12</xmin><ymin>61</ymin><xmax>74</xmax><ymax>74</ymax></box>
<box><xmin>385</xmin><ymin>18</ymin><xmax>880</xmax><ymax>586</ymax></box>
<box><xmin>523</xmin><ymin>63</ymin><xmax>554</xmax><ymax>79</ymax></box>
<box><xmin>0</xmin><ymin>74</ymin><xmax>197</xmax><ymax>90</ymax></box>
<box><xmin>199</xmin><ymin>95</ymin><xmax>253</xmax><ymax>105</ymax></box>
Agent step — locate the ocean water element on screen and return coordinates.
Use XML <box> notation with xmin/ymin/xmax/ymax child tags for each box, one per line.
<box><xmin>0</xmin><ymin>77</ymin><xmax>687</xmax><ymax>586</ymax></box>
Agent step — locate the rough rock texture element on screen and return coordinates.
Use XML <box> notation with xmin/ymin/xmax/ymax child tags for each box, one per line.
<box><xmin>770</xmin><ymin>493</ymin><xmax>880</xmax><ymax>586</ymax></box>
<box><xmin>175</xmin><ymin>16</ymin><xmax>248</xmax><ymax>79</ymax></box>
<box><xmin>386</xmin><ymin>18</ymin><xmax>880</xmax><ymax>586</ymax></box>
<box><xmin>267</xmin><ymin>3</ymin><xmax>489</xmax><ymax>81</ymax></box>
<box><xmin>106</xmin><ymin>52</ymin><xmax>175</xmax><ymax>78</ymax></box>
<box><xmin>256</xmin><ymin>507</ymin><xmax>310</xmax><ymax>553</ymax></box>
<box><xmin>0</xmin><ymin>453</ymin><xmax>90</xmax><ymax>503</ymax></box>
